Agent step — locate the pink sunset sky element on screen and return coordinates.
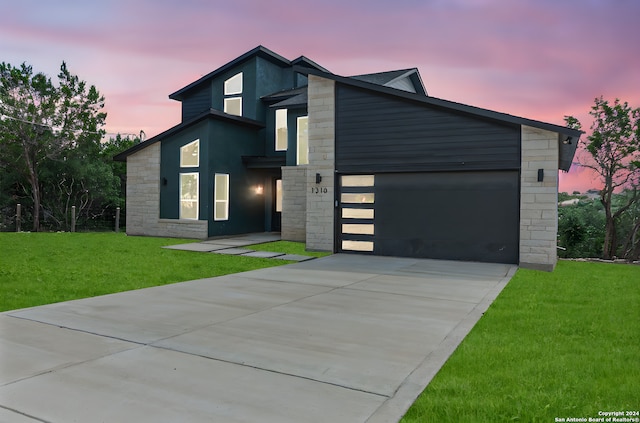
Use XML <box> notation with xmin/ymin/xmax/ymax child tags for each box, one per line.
<box><xmin>2</xmin><ymin>0</ymin><xmax>639</xmax><ymax>193</ymax></box>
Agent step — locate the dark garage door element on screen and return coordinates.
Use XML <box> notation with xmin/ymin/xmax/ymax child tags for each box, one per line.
<box><xmin>338</xmin><ymin>171</ymin><xmax>519</xmax><ymax>264</ymax></box>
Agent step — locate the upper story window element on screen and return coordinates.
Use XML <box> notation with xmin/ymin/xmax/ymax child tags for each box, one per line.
<box><xmin>275</xmin><ymin>109</ymin><xmax>288</xmax><ymax>151</ymax></box>
<box><xmin>224</xmin><ymin>73</ymin><xmax>243</xmax><ymax>116</ymax></box>
<box><xmin>224</xmin><ymin>73</ymin><xmax>243</xmax><ymax>95</ymax></box>
<box><xmin>180</xmin><ymin>139</ymin><xmax>199</xmax><ymax>167</ymax></box>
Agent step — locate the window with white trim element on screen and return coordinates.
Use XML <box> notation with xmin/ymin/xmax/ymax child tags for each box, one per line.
<box><xmin>214</xmin><ymin>173</ymin><xmax>229</xmax><ymax>221</ymax></box>
<box><xmin>180</xmin><ymin>173</ymin><xmax>198</xmax><ymax>219</ymax></box>
<box><xmin>224</xmin><ymin>73</ymin><xmax>243</xmax><ymax>95</ymax></box>
<box><xmin>180</xmin><ymin>139</ymin><xmax>199</xmax><ymax>167</ymax></box>
<box><xmin>296</xmin><ymin>116</ymin><xmax>308</xmax><ymax>165</ymax></box>
<box><xmin>275</xmin><ymin>109</ymin><xmax>288</xmax><ymax>151</ymax></box>
<box><xmin>223</xmin><ymin>73</ymin><xmax>243</xmax><ymax>116</ymax></box>
<box><xmin>275</xmin><ymin>179</ymin><xmax>282</xmax><ymax>212</ymax></box>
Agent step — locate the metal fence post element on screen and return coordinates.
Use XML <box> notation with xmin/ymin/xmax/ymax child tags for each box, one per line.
<box><xmin>71</xmin><ymin>206</ymin><xmax>76</xmax><ymax>232</ymax></box>
<box><xmin>16</xmin><ymin>204</ymin><xmax>21</xmax><ymax>232</ymax></box>
<box><xmin>115</xmin><ymin>207</ymin><xmax>120</xmax><ymax>233</ymax></box>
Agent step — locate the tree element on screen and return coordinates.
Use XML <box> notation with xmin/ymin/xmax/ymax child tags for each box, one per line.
<box><xmin>0</xmin><ymin>62</ymin><xmax>106</xmax><ymax>231</ymax></box>
<box><xmin>565</xmin><ymin>97</ymin><xmax>640</xmax><ymax>259</ymax></box>
<box><xmin>100</xmin><ymin>134</ymin><xmax>140</xmax><ymax>210</ymax></box>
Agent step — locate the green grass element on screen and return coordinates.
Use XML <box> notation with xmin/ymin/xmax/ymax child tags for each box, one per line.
<box><xmin>402</xmin><ymin>260</ymin><xmax>640</xmax><ymax>422</ymax></box>
<box><xmin>0</xmin><ymin>232</ymin><xmax>293</xmax><ymax>312</ymax></box>
<box><xmin>248</xmin><ymin>240</ymin><xmax>332</xmax><ymax>258</ymax></box>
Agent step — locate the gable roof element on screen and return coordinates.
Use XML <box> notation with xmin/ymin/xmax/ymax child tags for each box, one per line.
<box><xmin>294</xmin><ymin>66</ymin><xmax>582</xmax><ymax>171</ymax></box>
<box><xmin>113</xmin><ymin>109</ymin><xmax>264</xmax><ymax>162</ymax></box>
<box><xmin>291</xmin><ymin>56</ymin><xmax>331</xmax><ymax>73</ymax></box>
<box><xmin>350</xmin><ymin>68</ymin><xmax>427</xmax><ymax>95</ymax></box>
<box><xmin>168</xmin><ymin>46</ymin><xmax>329</xmax><ymax>102</ymax></box>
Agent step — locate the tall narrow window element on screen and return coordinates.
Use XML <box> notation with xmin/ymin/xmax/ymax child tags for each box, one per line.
<box><xmin>296</xmin><ymin>116</ymin><xmax>308</xmax><ymax>165</ymax></box>
<box><xmin>275</xmin><ymin>179</ymin><xmax>282</xmax><ymax>212</ymax></box>
<box><xmin>275</xmin><ymin>109</ymin><xmax>288</xmax><ymax>151</ymax></box>
<box><xmin>214</xmin><ymin>173</ymin><xmax>229</xmax><ymax>221</ymax></box>
<box><xmin>180</xmin><ymin>173</ymin><xmax>198</xmax><ymax>219</ymax></box>
<box><xmin>180</xmin><ymin>139</ymin><xmax>199</xmax><ymax>167</ymax></box>
<box><xmin>224</xmin><ymin>73</ymin><xmax>243</xmax><ymax>116</ymax></box>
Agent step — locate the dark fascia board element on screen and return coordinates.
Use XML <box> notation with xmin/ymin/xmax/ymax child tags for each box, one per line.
<box><xmin>169</xmin><ymin>46</ymin><xmax>292</xmax><ymax>101</ymax></box>
<box><xmin>113</xmin><ymin>109</ymin><xmax>264</xmax><ymax>162</ymax></box>
<box><xmin>269</xmin><ymin>92</ymin><xmax>308</xmax><ymax>109</ymax></box>
<box><xmin>295</xmin><ymin>66</ymin><xmax>583</xmax><ymax>171</ymax></box>
<box><xmin>291</xmin><ymin>56</ymin><xmax>331</xmax><ymax>73</ymax></box>
<box><xmin>241</xmin><ymin>155</ymin><xmax>287</xmax><ymax>169</ymax></box>
<box><xmin>261</xmin><ymin>86</ymin><xmax>307</xmax><ymax>101</ymax></box>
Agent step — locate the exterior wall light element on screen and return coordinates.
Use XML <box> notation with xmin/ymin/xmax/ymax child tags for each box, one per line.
<box><xmin>315</xmin><ymin>173</ymin><xmax>322</xmax><ymax>184</ymax></box>
<box><xmin>255</xmin><ymin>185</ymin><xmax>264</xmax><ymax>195</ymax></box>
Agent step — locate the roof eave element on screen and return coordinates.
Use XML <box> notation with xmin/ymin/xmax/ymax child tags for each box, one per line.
<box><xmin>113</xmin><ymin>109</ymin><xmax>264</xmax><ymax>162</ymax></box>
<box><xmin>169</xmin><ymin>46</ymin><xmax>292</xmax><ymax>101</ymax></box>
<box><xmin>295</xmin><ymin>65</ymin><xmax>583</xmax><ymax>171</ymax></box>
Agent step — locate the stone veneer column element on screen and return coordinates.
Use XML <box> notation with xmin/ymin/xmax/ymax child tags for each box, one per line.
<box><xmin>305</xmin><ymin>75</ymin><xmax>336</xmax><ymax>251</ymax></box>
<box><xmin>519</xmin><ymin>125</ymin><xmax>559</xmax><ymax>271</ymax></box>
<box><xmin>126</xmin><ymin>143</ymin><xmax>161</xmax><ymax>236</ymax></box>
<box><xmin>126</xmin><ymin>142</ymin><xmax>207</xmax><ymax>239</ymax></box>
<box><xmin>281</xmin><ymin>166</ymin><xmax>307</xmax><ymax>242</ymax></box>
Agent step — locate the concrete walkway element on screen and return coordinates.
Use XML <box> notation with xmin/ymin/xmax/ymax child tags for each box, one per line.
<box><xmin>0</xmin><ymin>253</ymin><xmax>516</xmax><ymax>423</ymax></box>
<box><xmin>162</xmin><ymin>232</ymin><xmax>316</xmax><ymax>262</ymax></box>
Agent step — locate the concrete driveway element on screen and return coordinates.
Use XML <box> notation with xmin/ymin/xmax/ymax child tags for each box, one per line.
<box><xmin>0</xmin><ymin>254</ymin><xmax>516</xmax><ymax>422</ymax></box>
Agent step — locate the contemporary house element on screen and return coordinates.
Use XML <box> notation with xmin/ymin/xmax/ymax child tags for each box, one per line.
<box><xmin>115</xmin><ymin>46</ymin><xmax>581</xmax><ymax>271</ymax></box>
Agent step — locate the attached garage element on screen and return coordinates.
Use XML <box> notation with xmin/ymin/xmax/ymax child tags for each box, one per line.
<box><xmin>337</xmin><ymin>171</ymin><xmax>520</xmax><ymax>264</ymax></box>
<box><xmin>295</xmin><ymin>72</ymin><xmax>581</xmax><ymax>271</ymax></box>
<box><xmin>333</xmin><ymin>82</ymin><xmax>522</xmax><ymax>264</ymax></box>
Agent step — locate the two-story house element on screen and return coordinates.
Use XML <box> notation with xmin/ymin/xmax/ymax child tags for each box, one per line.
<box><xmin>115</xmin><ymin>45</ymin><xmax>581</xmax><ymax>271</ymax></box>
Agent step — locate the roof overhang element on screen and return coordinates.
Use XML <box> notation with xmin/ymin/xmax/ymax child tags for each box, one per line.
<box><xmin>169</xmin><ymin>46</ymin><xmax>291</xmax><ymax>101</ymax></box>
<box><xmin>294</xmin><ymin>66</ymin><xmax>583</xmax><ymax>172</ymax></box>
<box><xmin>241</xmin><ymin>156</ymin><xmax>286</xmax><ymax>169</ymax></box>
<box><xmin>113</xmin><ymin>109</ymin><xmax>264</xmax><ymax>162</ymax></box>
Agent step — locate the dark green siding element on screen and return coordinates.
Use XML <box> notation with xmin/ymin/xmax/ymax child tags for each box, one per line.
<box><xmin>255</xmin><ymin>57</ymin><xmax>291</xmax><ymax>121</ymax></box>
<box><xmin>335</xmin><ymin>84</ymin><xmax>521</xmax><ymax>173</ymax></box>
<box><xmin>159</xmin><ymin>121</ymin><xmax>208</xmax><ymax>220</ymax></box>
<box><xmin>159</xmin><ymin>118</ymin><xmax>266</xmax><ymax>237</ymax></box>
<box><xmin>205</xmin><ymin>120</ymin><xmax>264</xmax><ymax>237</ymax></box>
<box><xmin>211</xmin><ymin>59</ymin><xmax>258</xmax><ymax>120</ymax></box>
<box><xmin>182</xmin><ymin>85</ymin><xmax>212</xmax><ymax>121</ymax></box>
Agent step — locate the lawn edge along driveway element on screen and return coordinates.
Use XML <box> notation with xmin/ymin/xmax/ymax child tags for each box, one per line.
<box><xmin>1</xmin><ymin>254</ymin><xmax>515</xmax><ymax>423</ymax></box>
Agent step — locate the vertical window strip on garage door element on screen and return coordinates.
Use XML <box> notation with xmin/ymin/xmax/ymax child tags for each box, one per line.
<box><xmin>340</xmin><ymin>175</ymin><xmax>375</xmax><ymax>252</ymax></box>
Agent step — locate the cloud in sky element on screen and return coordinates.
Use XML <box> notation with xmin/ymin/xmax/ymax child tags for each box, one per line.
<box><xmin>2</xmin><ymin>0</ymin><xmax>639</xmax><ymax>192</ymax></box>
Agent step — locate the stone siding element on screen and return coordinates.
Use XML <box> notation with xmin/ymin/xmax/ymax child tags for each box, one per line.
<box><xmin>519</xmin><ymin>125</ymin><xmax>559</xmax><ymax>271</ymax></box>
<box><xmin>281</xmin><ymin>166</ymin><xmax>307</xmax><ymax>242</ymax></box>
<box><xmin>305</xmin><ymin>75</ymin><xmax>336</xmax><ymax>252</ymax></box>
<box><xmin>126</xmin><ymin>142</ymin><xmax>208</xmax><ymax>239</ymax></box>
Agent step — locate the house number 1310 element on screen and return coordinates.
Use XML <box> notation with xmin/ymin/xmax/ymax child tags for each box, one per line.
<box><xmin>311</xmin><ymin>187</ymin><xmax>328</xmax><ymax>194</ymax></box>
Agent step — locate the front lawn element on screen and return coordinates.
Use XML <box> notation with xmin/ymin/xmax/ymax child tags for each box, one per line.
<box><xmin>402</xmin><ymin>260</ymin><xmax>640</xmax><ymax>422</ymax></box>
<box><xmin>0</xmin><ymin>232</ymin><xmax>292</xmax><ymax>312</ymax></box>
